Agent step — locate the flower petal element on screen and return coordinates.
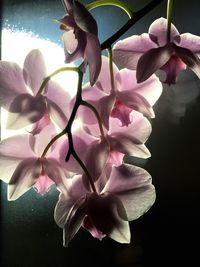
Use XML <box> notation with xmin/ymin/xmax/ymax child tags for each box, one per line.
<box><xmin>117</xmin><ymin>69</ymin><xmax>163</xmax><ymax>107</ymax></box>
<box><xmin>33</xmin><ymin>124</ymin><xmax>57</xmax><ymax>156</ymax></box>
<box><xmin>61</xmin><ymin>0</ymin><xmax>73</xmax><ymax>13</ymax></box>
<box><xmin>136</xmin><ymin>45</ymin><xmax>173</xmax><ymax>83</ymax></box>
<box><xmin>109</xmin><ymin>110</ymin><xmax>152</xmax><ymax>143</ymax></box>
<box><xmin>94</xmin><ymin>56</ymin><xmax>120</xmax><ymax>94</ymax></box>
<box><xmin>23</xmin><ymin>49</ymin><xmax>47</xmax><ymax>96</ymax></box>
<box><xmin>0</xmin><ymin>61</ymin><xmax>27</xmax><ymax>109</ymax></box>
<box><xmin>84</xmin><ymin>33</ymin><xmax>102</xmax><ymax>86</ymax></box>
<box><xmin>73</xmin><ymin>0</ymin><xmax>98</xmax><ymax>35</ymax></box>
<box><xmin>82</xmin><ymin>137</ymin><xmax>110</xmax><ymax>189</ymax></box>
<box><xmin>45</xmin><ymin>80</ymin><xmax>70</xmax><ymax>129</ymax></box>
<box><xmin>43</xmin><ymin>158</ymin><xmax>70</xmax><ymax>193</ymax></box>
<box><xmin>7</xmin><ymin>94</ymin><xmax>47</xmax><ymax>129</ymax></box>
<box><xmin>87</xmin><ymin>193</ymin><xmax>130</xmax><ymax>243</ymax></box>
<box><xmin>62</xmin><ymin>30</ymin><xmax>86</xmax><ymax>63</ymax></box>
<box><xmin>102</xmin><ymin>164</ymin><xmax>156</xmax><ymax>221</ymax></box>
<box><xmin>174</xmin><ymin>44</ymin><xmax>200</xmax><ymax>79</ymax></box>
<box><xmin>179</xmin><ymin>33</ymin><xmax>200</xmax><ymax>54</ymax></box>
<box><xmin>0</xmin><ymin>134</ymin><xmax>35</xmax><ymax>159</ymax></box>
<box><xmin>148</xmin><ymin>17</ymin><xmax>180</xmax><ymax>46</ymax></box>
<box><xmin>113</xmin><ymin>33</ymin><xmax>156</xmax><ymax>70</ymax></box>
<box><xmin>8</xmin><ymin>158</ymin><xmax>41</xmax><ymax>200</ymax></box>
<box><xmin>33</xmin><ymin>174</ymin><xmax>55</xmax><ymax>195</ymax></box>
<box><xmin>54</xmin><ymin>193</ymin><xmax>87</xmax><ymax>247</ymax></box>
<box><xmin>0</xmin><ymin>134</ymin><xmax>37</xmax><ymax>183</ymax></box>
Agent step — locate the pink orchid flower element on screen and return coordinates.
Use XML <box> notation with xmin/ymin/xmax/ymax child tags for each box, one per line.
<box><xmin>113</xmin><ymin>17</ymin><xmax>200</xmax><ymax>85</ymax></box>
<box><xmin>76</xmin><ymin>110</ymin><xmax>152</xmax><ymax>188</ymax></box>
<box><xmin>54</xmin><ymin>163</ymin><xmax>156</xmax><ymax>246</ymax></box>
<box><xmin>79</xmin><ymin>56</ymin><xmax>162</xmax><ymax>129</ymax></box>
<box><xmin>0</xmin><ymin>49</ymin><xmax>70</xmax><ymax>131</ymax></box>
<box><xmin>59</xmin><ymin>0</ymin><xmax>101</xmax><ymax>85</ymax></box>
<box><xmin>0</xmin><ymin>125</ymin><xmax>68</xmax><ymax>200</ymax></box>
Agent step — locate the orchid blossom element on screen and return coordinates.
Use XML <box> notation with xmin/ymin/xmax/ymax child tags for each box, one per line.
<box><xmin>54</xmin><ymin>163</ymin><xmax>156</xmax><ymax>246</ymax></box>
<box><xmin>0</xmin><ymin>49</ymin><xmax>70</xmax><ymax>131</ymax></box>
<box><xmin>0</xmin><ymin>125</ymin><xmax>68</xmax><ymax>200</ymax></box>
<box><xmin>113</xmin><ymin>17</ymin><xmax>200</xmax><ymax>85</ymax></box>
<box><xmin>80</xmin><ymin>56</ymin><xmax>162</xmax><ymax>129</ymax></box>
<box><xmin>59</xmin><ymin>0</ymin><xmax>101</xmax><ymax>85</ymax></box>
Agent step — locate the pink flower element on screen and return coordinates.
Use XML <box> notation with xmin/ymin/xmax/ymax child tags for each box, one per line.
<box><xmin>79</xmin><ymin>56</ymin><xmax>162</xmax><ymax>129</ymax></box>
<box><xmin>113</xmin><ymin>17</ymin><xmax>200</xmax><ymax>85</ymax></box>
<box><xmin>0</xmin><ymin>49</ymin><xmax>70</xmax><ymax>130</ymax></box>
<box><xmin>59</xmin><ymin>0</ymin><xmax>101</xmax><ymax>85</ymax></box>
<box><xmin>0</xmin><ymin>125</ymin><xmax>68</xmax><ymax>200</ymax></box>
<box><xmin>54</xmin><ymin>163</ymin><xmax>156</xmax><ymax>246</ymax></box>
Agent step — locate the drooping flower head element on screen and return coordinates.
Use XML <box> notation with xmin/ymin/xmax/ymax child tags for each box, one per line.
<box><xmin>59</xmin><ymin>0</ymin><xmax>102</xmax><ymax>85</ymax></box>
<box><xmin>54</xmin><ymin>163</ymin><xmax>156</xmax><ymax>246</ymax></box>
<box><xmin>113</xmin><ymin>18</ymin><xmax>200</xmax><ymax>85</ymax></box>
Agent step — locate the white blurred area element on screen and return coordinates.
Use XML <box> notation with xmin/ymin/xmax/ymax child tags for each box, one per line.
<box><xmin>1</xmin><ymin>28</ymin><xmax>79</xmax><ymax>139</ymax></box>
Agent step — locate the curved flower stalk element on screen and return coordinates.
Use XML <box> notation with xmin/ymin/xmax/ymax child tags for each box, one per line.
<box><xmin>0</xmin><ymin>124</ymin><xmax>69</xmax><ymax>200</ymax></box>
<box><xmin>113</xmin><ymin>17</ymin><xmax>200</xmax><ymax>85</ymax></box>
<box><xmin>54</xmin><ymin>163</ymin><xmax>156</xmax><ymax>246</ymax></box>
<box><xmin>59</xmin><ymin>0</ymin><xmax>101</xmax><ymax>85</ymax></box>
<box><xmin>59</xmin><ymin>127</ymin><xmax>109</xmax><ymax>181</ymax></box>
<box><xmin>80</xmin><ymin>56</ymin><xmax>162</xmax><ymax>128</ymax></box>
<box><xmin>0</xmin><ymin>49</ymin><xmax>71</xmax><ymax>131</ymax></box>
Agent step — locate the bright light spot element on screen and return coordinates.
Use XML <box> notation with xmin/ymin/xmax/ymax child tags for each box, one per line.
<box><xmin>1</xmin><ymin>28</ymin><xmax>80</xmax><ymax>139</ymax></box>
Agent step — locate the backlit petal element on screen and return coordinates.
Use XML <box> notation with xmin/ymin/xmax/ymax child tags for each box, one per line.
<box><xmin>8</xmin><ymin>158</ymin><xmax>41</xmax><ymax>200</ymax></box>
<box><xmin>0</xmin><ymin>61</ymin><xmax>27</xmax><ymax>109</ymax></box>
<box><xmin>7</xmin><ymin>94</ymin><xmax>47</xmax><ymax>129</ymax></box>
<box><xmin>85</xmin><ymin>33</ymin><xmax>101</xmax><ymax>85</ymax></box>
<box><xmin>113</xmin><ymin>33</ymin><xmax>156</xmax><ymax>70</ymax></box>
<box><xmin>23</xmin><ymin>49</ymin><xmax>47</xmax><ymax>96</ymax></box>
<box><xmin>102</xmin><ymin>164</ymin><xmax>156</xmax><ymax>221</ymax></box>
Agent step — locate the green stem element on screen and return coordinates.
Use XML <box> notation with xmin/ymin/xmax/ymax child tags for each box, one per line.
<box><xmin>86</xmin><ymin>0</ymin><xmax>134</xmax><ymax>19</ymax></box>
<box><xmin>36</xmin><ymin>66</ymin><xmax>79</xmax><ymax>96</ymax></box>
<box><xmin>166</xmin><ymin>0</ymin><xmax>174</xmax><ymax>43</ymax></box>
<box><xmin>107</xmin><ymin>47</ymin><xmax>115</xmax><ymax>91</ymax></box>
<box><xmin>81</xmin><ymin>100</ymin><xmax>105</xmax><ymax>137</ymax></box>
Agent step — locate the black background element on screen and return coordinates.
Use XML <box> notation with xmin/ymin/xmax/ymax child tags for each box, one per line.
<box><xmin>1</xmin><ymin>0</ymin><xmax>200</xmax><ymax>266</ymax></box>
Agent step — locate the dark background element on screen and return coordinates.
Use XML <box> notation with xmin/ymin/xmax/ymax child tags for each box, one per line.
<box><xmin>1</xmin><ymin>0</ymin><xmax>200</xmax><ymax>266</ymax></box>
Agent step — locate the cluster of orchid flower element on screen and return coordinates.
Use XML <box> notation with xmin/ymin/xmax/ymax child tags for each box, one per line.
<box><xmin>0</xmin><ymin>0</ymin><xmax>200</xmax><ymax>246</ymax></box>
